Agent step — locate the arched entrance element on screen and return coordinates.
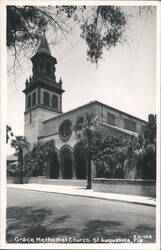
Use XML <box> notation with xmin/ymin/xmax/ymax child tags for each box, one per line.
<box><xmin>60</xmin><ymin>146</ymin><xmax>73</xmax><ymax>179</ymax></box>
<box><xmin>49</xmin><ymin>150</ymin><xmax>59</xmax><ymax>179</ymax></box>
<box><xmin>74</xmin><ymin>142</ymin><xmax>87</xmax><ymax>179</ymax></box>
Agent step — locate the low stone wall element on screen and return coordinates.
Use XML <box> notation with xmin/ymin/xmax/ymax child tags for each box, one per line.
<box><xmin>7</xmin><ymin>177</ymin><xmax>14</xmax><ymax>184</ymax></box>
<box><xmin>7</xmin><ymin>177</ymin><xmax>87</xmax><ymax>187</ymax></box>
<box><xmin>7</xmin><ymin>177</ymin><xmax>29</xmax><ymax>184</ymax></box>
<box><xmin>28</xmin><ymin>176</ymin><xmax>46</xmax><ymax>184</ymax></box>
<box><xmin>93</xmin><ymin>178</ymin><xmax>156</xmax><ymax>197</ymax></box>
<box><xmin>7</xmin><ymin>176</ymin><xmax>46</xmax><ymax>184</ymax></box>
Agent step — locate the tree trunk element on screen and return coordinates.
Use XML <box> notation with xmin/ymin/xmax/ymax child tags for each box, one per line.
<box><xmin>18</xmin><ymin>148</ymin><xmax>23</xmax><ymax>184</ymax></box>
<box><xmin>86</xmin><ymin>149</ymin><xmax>92</xmax><ymax>189</ymax></box>
<box><xmin>86</xmin><ymin>129</ymin><xmax>92</xmax><ymax>189</ymax></box>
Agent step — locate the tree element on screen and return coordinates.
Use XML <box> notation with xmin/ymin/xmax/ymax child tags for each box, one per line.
<box><xmin>121</xmin><ymin>135</ymin><xmax>142</xmax><ymax>179</ymax></box>
<box><xmin>90</xmin><ymin>132</ymin><xmax>140</xmax><ymax>179</ymax></box>
<box><xmin>144</xmin><ymin>114</ymin><xmax>156</xmax><ymax>145</ymax></box>
<box><xmin>11</xmin><ymin>136</ymin><xmax>29</xmax><ymax>183</ymax></box>
<box><xmin>91</xmin><ymin>132</ymin><xmax>124</xmax><ymax>178</ymax></box>
<box><xmin>140</xmin><ymin>144</ymin><xmax>156</xmax><ymax>180</ymax></box>
<box><xmin>80</xmin><ymin>6</ymin><xmax>127</xmax><ymax>63</ymax></box>
<box><xmin>74</xmin><ymin>112</ymin><xmax>156</xmax><ymax>180</ymax></box>
<box><xmin>24</xmin><ymin>140</ymin><xmax>55</xmax><ymax>177</ymax></box>
<box><xmin>138</xmin><ymin>114</ymin><xmax>156</xmax><ymax>179</ymax></box>
<box><xmin>7</xmin><ymin>5</ymin><xmax>128</xmax><ymax>68</ymax></box>
<box><xmin>6</xmin><ymin>125</ymin><xmax>14</xmax><ymax>143</ymax></box>
<box><xmin>74</xmin><ymin>113</ymin><xmax>97</xmax><ymax>189</ymax></box>
<box><xmin>74</xmin><ymin>113</ymin><xmax>139</xmax><ymax>180</ymax></box>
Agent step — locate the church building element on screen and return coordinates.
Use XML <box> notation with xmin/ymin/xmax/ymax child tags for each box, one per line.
<box><xmin>23</xmin><ymin>35</ymin><xmax>147</xmax><ymax>180</ymax></box>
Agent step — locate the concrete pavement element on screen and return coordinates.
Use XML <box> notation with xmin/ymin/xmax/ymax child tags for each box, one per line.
<box><xmin>7</xmin><ymin>183</ymin><xmax>156</xmax><ymax>207</ymax></box>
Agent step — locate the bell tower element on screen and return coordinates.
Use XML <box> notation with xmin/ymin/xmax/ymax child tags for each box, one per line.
<box><xmin>23</xmin><ymin>34</ymin><xmax>65</xmax><ymax>146</ymax></box>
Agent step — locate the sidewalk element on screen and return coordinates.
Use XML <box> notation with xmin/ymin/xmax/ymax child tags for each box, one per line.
<box><xmin>7</xmin><ymin>184</ymin><xmax>156</xmax><ymax>207</ymax></box>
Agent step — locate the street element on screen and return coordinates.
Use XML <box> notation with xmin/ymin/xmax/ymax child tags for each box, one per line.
<box><xmin>7</xmin><ymin>188</ymin><xmax>156</xmax><ymax>243</ymax></box>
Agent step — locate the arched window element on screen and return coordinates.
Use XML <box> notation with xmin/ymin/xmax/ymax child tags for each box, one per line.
<box><xmin>52</xmin><ymin>95</ymin><xmax>58</xmax><ymax>109</ymax></box>
<box><xmin>32</xmin><ymin>92</ymin><xmax>36</xmax><ymax>106</ymax></box>
<box><xmin>43</xmin><ymin>91</ymin><xmax>50</xmax><ymax>106</ymax></box>
<box><xmin>27</xmin><ymin>95</ymin><xmax>31</xmax><ymax>109</ymax></box>
<box><xmin>47</xmin><ymin>63</ymin><xmax>51</xmax><ymax>75</ymax></box>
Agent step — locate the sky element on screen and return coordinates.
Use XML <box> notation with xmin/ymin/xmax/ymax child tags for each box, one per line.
<box><xmin>7</xmin><ymin>5</ymin><xmax>157</xmax><ymax>154</ymax></box>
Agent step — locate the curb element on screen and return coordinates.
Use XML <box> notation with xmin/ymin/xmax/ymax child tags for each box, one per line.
<box><xmin>7</xmin><ymin>186</ymin><xmax>156</xmax><ymax>207</ymax></box>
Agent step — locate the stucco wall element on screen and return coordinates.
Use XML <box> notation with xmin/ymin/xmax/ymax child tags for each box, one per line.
<box><xmin>39</xmin><ymin>131</ymin><xmax>79</xmax><ymax>150</ymax></box>
<box><xmin>40</xmin><ymin>102</ymin><xmax>98</xmax><ymax>149</ymax></box>
<box><xmin>39</xmin><ymin>101</ymin><xmax>147</xmax><ymax>149</ymax></box>
<box><xmin>25</xmin><ymin>107</ymin><xmax>59</xmax><ymax>146</ymax></box>
<box><xmin>93</xmin><ymin>178</ymin><xmax>156</xmax><ymax>197</ymax></box>
<box><xmin>98</xmin><ymin>122</ymin><xmax>133</xmax><ymax>137</ymax></box>
<box><xmin>98</xmin><ymin>104</ymin><xmax>146</xmax><ymax>134</ymax></box>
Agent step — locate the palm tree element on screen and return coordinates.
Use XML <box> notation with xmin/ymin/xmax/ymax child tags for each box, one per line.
<box><xmin>121</xmin><ymin>135</ymin><xmax>144</xmax><ymax>179</ymax></box>
<box><xmin>6</xmin><ymin>125</ymin><xmax>14</xmax><ymax>143</ymax></box>
<box><xmin>11</xmin><ymin>136</ymin><xmax>29</xmax><ymax>183</ymax></box>
<box><xmin>24</xmin><ymin>139</ymin><xmax>55</xmax><ymax>177</ymax></box>
<box><xmin>74</xmin><ymin>113</ymin><xmax>97</xmax><ymax>189</ymax></box>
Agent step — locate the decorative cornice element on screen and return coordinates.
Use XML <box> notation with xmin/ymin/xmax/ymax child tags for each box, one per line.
<box><xmin>38</xmin><ymin>132</ymin><xmax>58</xmax><ymax>140</ymax></box>
<box><xmin>23</xmin><ymin>79</ymin><xmax>65</xmax><ymax>95</ymax></box>
<box><xmin>24</xmin><ymin>104</ymin><xmax>63</xmax><ymax>115</ymax></box>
